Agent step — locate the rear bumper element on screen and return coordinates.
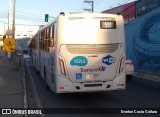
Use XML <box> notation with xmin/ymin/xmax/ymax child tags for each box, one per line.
<box><xmin>56</xmin><ymin>74</ymin><xmax>126</xmax><ymax>93</ymax></box>
<box><xmin>126</xmin><ymin>71</ymin><xmax>134</xmax><ymax>75</ymax></box>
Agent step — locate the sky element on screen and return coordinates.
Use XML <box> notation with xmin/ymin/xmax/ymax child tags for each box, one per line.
<box><xmin>0</xmin><ymin>0</ymin><xmax>136</xmax><ymax>35</ymax></box>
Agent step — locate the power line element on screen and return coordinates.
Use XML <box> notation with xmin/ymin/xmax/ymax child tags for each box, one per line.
<box><xmin>16</xmin><ymin>14</ymin><xmax>44</xmax><ymax>21</ymax></box>
<box><xmin>74</xmin><ymin>2</ymin><xmax>84</xmax><ymax>12</ymax></box>
<box><xmin>16</xmin><ymin>11</ymin><xmax>44</xmax><ymax>18</ymax></box>
<box><xmin>15</xmin><ymin>24</ymin><xmax>40</xmax><ymax>26</ymax></box>
<box><xmin>94</xmin><ymin>0</ymin><xmax>104</xmax><ymax>8</ymax></box>
<box><xmin>16</xmin><ymin>17</ymin><xmax>44</xmax><ymax>23</ymax></box>
<box><xmin>1</xmin><ymin>10</ymin><xmax>52</xmax><ymax>25</ymax></box>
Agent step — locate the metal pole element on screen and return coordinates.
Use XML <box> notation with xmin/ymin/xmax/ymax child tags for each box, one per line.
<box><xmin>8</xmin><ymin>0</ymin><xmax>10</xmax><ymax>31</ymax></box>
<box><xmin>8</xmin><ymin>0</ymin><xmax>12</xmax><ymax>61</ymax></box>
<box><xmin>92</xmin><ymin>1</ymin><xmax>94</xmax><ymax>12</ymax></box>
<box><xmin>12</xmin><ymin>0</ymin><xmax>16</xmax><ymax>67</ymax></box>
<box><xmin>83</xmin><ymin>0</ymin><xmax>94</xmax><ymax>13</ymax></box>
<box><xmin>3</xmin><ymin>13</ymin><xmax>5</xmax><ymax>35</ymax></box>
<box><xmin>12</xmin><ymin>0</ymin><xmax>16</xmax><ymax>39</ymax></box>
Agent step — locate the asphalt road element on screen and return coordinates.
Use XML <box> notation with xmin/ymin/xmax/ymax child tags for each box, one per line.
<box><xmin>25</xmin><ymin>60</ymin><xmax>160</xmax><ymax>117</ymax></box>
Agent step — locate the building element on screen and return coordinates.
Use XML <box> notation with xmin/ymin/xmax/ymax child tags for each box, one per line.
<box><xmin>102</xmin><ymin>0</ymin><xmax>160</xmax><ymax>24</ymax></box>
<box><xmin>102</xmin><ymin>2</ymin><xmax>136</xmax><ymax>24</ymax></box>
<box><xmin>16</xmin><ymin>37</ymin><xmax>31</xmax><ymax>54</ymax></box>
<box><xmin>15</xmin><ymin>30</ymin><xmax>34</xmax><ymax>39</ymax></box>
<box><xmin>15</xmin><ymin>30</ymin><xmax>35</xmax><ymax>54</ymax></box>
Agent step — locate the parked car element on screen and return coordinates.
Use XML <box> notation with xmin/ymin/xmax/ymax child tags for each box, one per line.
<box><xmin>23</xmin><ymin>54</ymin><xmax>30</xmax><ymax>59</ymax></box>
<box><xmin>126</xmin><ymin>58</ymin><xmax>134</xmax><ymax>79</ymax></box>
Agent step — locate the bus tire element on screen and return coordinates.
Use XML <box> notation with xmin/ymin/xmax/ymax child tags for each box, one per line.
<box><xmin>44</xmin><ymin>67</ymin><xmax>49</xmax><ymax>90</ymax></box>
<box><xmin>126</xmin><ymin>75</ymin><xmax>133</xmax><ymax>80</ymax></box>
<box><xmin>36</xmin><ymin>70</ymin><xmax>40</xmax><ymax>74</ymax></box>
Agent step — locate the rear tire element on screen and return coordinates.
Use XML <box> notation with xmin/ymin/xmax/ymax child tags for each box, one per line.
<box><xmin>44</xmin><ymin>68</ymin><xmax>49</xmax><ymax>90</ymax></box>
<box><xmin>126</xmin><ymin>75</ymin><xmax>133</xmax><ymax>80</ymax></box>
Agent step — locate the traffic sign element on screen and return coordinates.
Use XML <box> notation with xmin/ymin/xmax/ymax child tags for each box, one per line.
<box><xmin>3</xmin><ymin>38</ymin><xmax>16</xmax><ymax>52</ymax></box>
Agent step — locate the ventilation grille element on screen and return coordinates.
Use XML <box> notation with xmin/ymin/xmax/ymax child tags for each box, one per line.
<box><xmin>66</xmin><ymin>44</ymin><xmax>119</xmax><ymax>54</ymax></box>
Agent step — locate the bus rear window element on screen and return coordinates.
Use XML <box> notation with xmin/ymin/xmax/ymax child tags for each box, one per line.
<box><xmin>100</xmin><ymin>21</ymin><xmax>116</xmax><ymax>29</ymax></box>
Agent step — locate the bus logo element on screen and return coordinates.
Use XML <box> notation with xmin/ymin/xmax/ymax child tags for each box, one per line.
<box><xmin>102</xmin><ymin>55</ymin><xmax>116</xmax><ymax>65</ymax></box>
<box><xmin>70</xmin><ymin>56</ymin><xmax>88</xmax><ymax>66</ymax></box>
<box><xmin>80</xmin><ymin>66</ymin><xmax>106</xmax><ymax>72</ymax></box>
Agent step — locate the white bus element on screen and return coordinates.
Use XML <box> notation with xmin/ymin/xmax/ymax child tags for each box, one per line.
<box><xmin>31</xmin><ymin>12</ymin><xmax>126</xmax><ymax>93</ymax></box>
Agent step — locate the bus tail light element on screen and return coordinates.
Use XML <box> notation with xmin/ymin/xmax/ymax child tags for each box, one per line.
<box><xmin>118</xmin><ymin>57</ymin><xmax>125</xmax><ymax>74</ymax></box>
<box><xmin>128</xmin><ymin>61</ymin><xmax>133</xmax><ymax>66</ymax></box>
<box><xmin>59</xmin><ymin>59</ymin><xmax>66</xmax><ymax>76</ymax></box>
<box><xmin>60</xmin><ymin>86</ymin><xmax>65</xmax><ymax>90</ymax></box>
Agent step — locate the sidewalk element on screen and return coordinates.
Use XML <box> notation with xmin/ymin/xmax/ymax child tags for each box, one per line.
<box><xmin>0</xmin><ymin>54</ymin><xmax>24</xmax><ymax>108</ymax></box>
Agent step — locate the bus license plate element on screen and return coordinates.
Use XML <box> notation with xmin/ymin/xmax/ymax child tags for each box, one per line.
<box><xmin>86</xmin><ymin>74</ymin><xmax>99</xmax><ymax>79</ymax></box>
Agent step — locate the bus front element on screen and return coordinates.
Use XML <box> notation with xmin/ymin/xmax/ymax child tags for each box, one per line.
<box><xmin>56</xmin><ymin>12</ymin><xmax>126</xmax><ymax>93</ymax></box>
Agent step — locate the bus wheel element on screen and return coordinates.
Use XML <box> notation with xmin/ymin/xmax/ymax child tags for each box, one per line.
<box><xmin>44</xmin><ymin>68</ymin><xmax>49</xmax><ymax>90</ymax></box>
<box><xmin>36</xmin><ymin>70</ymin><xmax>40</xmax><ymax>74</ymax></box>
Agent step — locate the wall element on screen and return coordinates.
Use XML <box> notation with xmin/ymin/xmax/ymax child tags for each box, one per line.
<box><xmin>125</xmin><ymin>7</ymin><xmax>160</xmax><ymax>72</ymax></box>
<box><xmin>136</xmin><ymin>0</ymin><xmax>160</xmax><ymax>17</ymax></box>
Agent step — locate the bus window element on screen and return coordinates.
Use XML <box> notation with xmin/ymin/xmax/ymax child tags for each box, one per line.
<box><xmin>49</xmin><ymin>25</ymin><xmax>54</xmax><ymax>47</ymax></box>
<box><xmin>42</xmin><ymin>31</ymin><xmax>45</xmax><ymax>50</ymax></box>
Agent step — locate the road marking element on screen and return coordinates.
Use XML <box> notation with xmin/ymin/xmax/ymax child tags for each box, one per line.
<box><xmin>26</xmin><ymin>60</ymin><xmax>46</xmax><ymax>117</ymax></box>
<box><xmin>134</xmin><ymin>74</ymin><xmax>160</xmax><ymax>83</ymax></box>
<box><xmin>23</xmin><ymin>70</ymin><xmax>28</xmax><ymax>117</ymax></box>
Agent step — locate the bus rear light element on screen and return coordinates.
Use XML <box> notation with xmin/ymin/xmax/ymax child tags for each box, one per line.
<box><xmin>60</xmin><ymin>86</ymin><xmax>65</xmax><ymax>90</ymax></box>
<box><xmin>59</xmin><ymin>59</ymin><xmax>66</xmax><ymax>76</ymax></box>
<box><xmin>119</xmin><ymin>57</ymin><xmax>125</xmax><ymax>74</ymax></box>
<box><xmin>128</xmin><ymin>61</ymin><xmax>133</xmax><ymax>65</ymax></box>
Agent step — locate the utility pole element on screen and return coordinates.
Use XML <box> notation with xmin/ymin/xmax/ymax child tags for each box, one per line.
<box><xmin>8</xmin><ymin>0</ymin><xmax>11</xmax><ymax>32</ymax></box>
<box><xmin>6</xmin><ymin>0</ymin><xmax>16</xmax><ymax>61</ymax></box>
<box><xmin>12</xmin><ymin>0</ymin><xmax>16</xmax><ymax>70</ymax></box>
<box><xmin>7</xmin><ymin>0</ymin><xmax>12</xmax><ymax>61</ymax></box>
<box><xmin>3</xmin><ymin>13</ymin><xmax>6</xmax><ymax>35</ymax></box>
<box><xmin>83</xmin><ymin>0</ymin><xmax>94</xmax><ymax>12</ymax></box>
<box><xmin>12</xmin><ymin>0</ymin><xmax>16</xmax><ymax>39</ymax></box>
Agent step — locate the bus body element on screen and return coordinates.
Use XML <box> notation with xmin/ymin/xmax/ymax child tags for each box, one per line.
<box><xmin>31</xmin><ymin>12</ymin><xmax>126</xmax><ymax>93</ymax></box>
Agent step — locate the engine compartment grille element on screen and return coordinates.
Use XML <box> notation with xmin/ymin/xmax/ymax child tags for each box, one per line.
<box><xmin>66</xmin><ymin>44</ymin><xmax>119</xmax><ymax>54</ymax></box>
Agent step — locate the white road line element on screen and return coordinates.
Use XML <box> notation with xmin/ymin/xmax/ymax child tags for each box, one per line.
<box><xmin>134</xmin><ymin>74</ymin><xmax>160</xmax><ymax>83</ymax></box>
<box><xmin>23</xmin><ymin>70</ymin><xmax>28</xmax><ymax>117</ymax></box>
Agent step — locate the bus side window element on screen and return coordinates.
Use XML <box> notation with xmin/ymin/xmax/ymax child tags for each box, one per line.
<box><xmin>46</xmin><ymin>28</ymin><xmax>49</xmax><ymax>51</ymax></box>
<box><xmin>39</xmin><ymin>32</ymin><xmax>42</xmax><ymax>50</ymax></box>
<box><xmin>39</xmin><ymin>33</ymin><xmax>40</xmax><ymax>49</ymax></box>
<box><xmin>42</xmin><ymin>31</ymin><xmax>45</xmax><ymax>50</ymax></box>
<box><xmin>47</xmin><ymin>27</ymin><xmax>51</xmax><ymax>51</ymax></box>
<box><xmin>49</xmin><ymin>25</ymin><xmax>54</xmax><ymax>47</ymax></box>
